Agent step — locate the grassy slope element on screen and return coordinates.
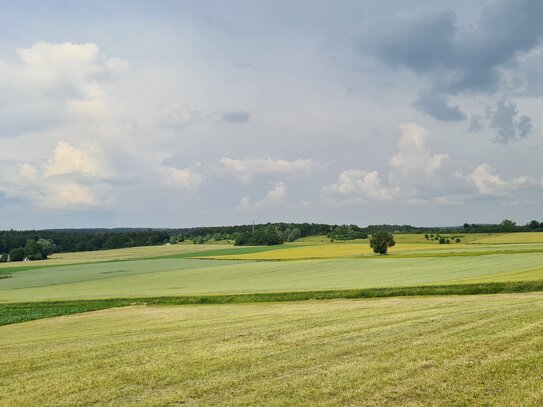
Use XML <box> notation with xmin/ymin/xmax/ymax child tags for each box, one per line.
<box><xmin>1</xmin><ymin>293</ymin><xmax>542</xmax><ymax>406</ymax></box>
<box><xmin>3</xmin><ymin>280</ymin><xmax>543</xmax><ymax>326</ymax></box>
<box><xmin>1</xmin><ymin>252</ymin><xmax>543</xmax><ymax>302</ymax></box>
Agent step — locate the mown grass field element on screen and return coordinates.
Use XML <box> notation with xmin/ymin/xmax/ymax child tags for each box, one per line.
<box><xmin>1</xmin><ymin>232</ymin><xmax>543</xmax><ymax>405</ymax></box>
<box><xmin>1</xmin><ymin>293</ymin><xmax>542</xmax><ymax>406</ymax></box>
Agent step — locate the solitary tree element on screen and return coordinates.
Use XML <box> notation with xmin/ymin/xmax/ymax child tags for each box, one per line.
<box><xmin>369</xmin><ymin>230</ymin><xmax>395</xmax><ymax>255</ymax></box>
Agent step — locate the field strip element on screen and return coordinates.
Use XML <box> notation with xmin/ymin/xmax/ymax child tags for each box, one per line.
<box><xmin>1</xmin><ymin>292</ymin><xmax>542</xmax><ymax>406</ymax></box>
<box><xmin>0</xmin><ymin>246</ymin><xmax>280</xmax><ymax>274</ymax></box>
<box><xmin>2</xmin><ymin>280</ymin><xmax>543</xmax><ymax>326</ymax></box>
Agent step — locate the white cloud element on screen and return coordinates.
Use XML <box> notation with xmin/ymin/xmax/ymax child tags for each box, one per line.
<box><xmin>322</xmin><ymin>170</ymin><xmax>397</xmax><ymax>203</ymax></box>
<box><xmin>0</xmin><ymin>42</ymin><xmax>128</xmax><ymax>137</ymax></box>
<box><xmin>43</xmin><ymin>182</ymin><xmax>98</xmax><ymax>209</ymax></box>
<box><xmin>44</xmin><ymin>142</ymin><xmax>111</xmax><ymax>178</ymax></box>
<box><xmin>15</xmin><ymin>42</ymin><xmax>128</xmax><ymax>91</ymax></box>
<box><xmin>237</xmin><ymin>182</ymin><xmax>287</xmax><ymax>211</ymax></box>
<box><xmin>469</xmin><ymin>164</ymin><xmax>540</xmax><ymax>196</ymax></box>
<box><xmin>323</xmin><ymin>123</ymin><xmax>447</xmax><ymax>203</ymax></box>
<box><xmin>389</xmin><ymin>123</ymin><xmax>448</xmax><ymax>183</ymax></box>
<box><xmin>0</xmin><ymin>142</ymin><xmax>113</xmax><ymax>209</ymax></box>
<box><xmin>162</xmin><ymin>166</ymin><xmax>204</xmax><ymax>189</ymax></box>
<box><xmin>19</xmin><ymin>163</ymin><xmax>38</xmax><ymax>180</ymax></box>
<box><xmin>322</xmin><ymin>122</ymin><xmax>539</xmax><ymax>205</ymax></box>
<box><xmin>219</xmin><ymin>158</ymin><xmax>315</xmax><ymax>183</ymax></box>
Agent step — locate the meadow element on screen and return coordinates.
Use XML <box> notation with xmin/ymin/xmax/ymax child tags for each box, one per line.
<box><xmin>1</xmin><ymin>232</ymin><xmax>543</xmax><ymax>405</ymax></box>
<box><xmin>1</xmin><ymin>293</ymin><xmax>542</xmax><ymax>406</ymax></box>
<box><xmin>1</xmin><ymin>252</ymin><xmax>543</xmax><ymax>303</ymax></box>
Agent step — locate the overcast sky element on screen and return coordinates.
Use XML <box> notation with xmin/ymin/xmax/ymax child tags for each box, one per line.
<box><xmin>0</xmin><ymin>0</ymin><xmax>542</xmax><ymax>229</ymax></box>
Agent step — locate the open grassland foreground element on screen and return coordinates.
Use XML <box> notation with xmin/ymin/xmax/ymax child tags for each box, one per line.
<box><xmin>1</xmin><ymin>232</ymin><xmax>543</xmax><ymax>405</ymax></box>
<box><xmin>1</xmin><ymin>293</ymin><xmax>542</xmax><ymax>406</ymax></box>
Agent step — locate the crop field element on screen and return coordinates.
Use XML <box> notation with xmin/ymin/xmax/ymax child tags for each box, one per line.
<box><xmin>1</xmin><ymin>232</ymin><xmax>543</xmax><ymax>405</ymax></box>
<box><xmin>0</xmin><ymin>242</ymin><xmax>238</xmax><ymax>269</ymax></box>
<box><xmin>1</xmin><ymin>293</ymin><xmax>543</xmax><ymax>406</ymax></box>
<box><xmin>1</xmin><ymin>252</ymin><xmax>543</xmax><ymax>303</ymax></box>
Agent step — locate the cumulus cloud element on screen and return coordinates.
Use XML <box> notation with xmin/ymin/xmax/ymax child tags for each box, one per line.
<box><xmin>0</xmin><ymin>42</ymin><xmax>128</xmax><ymax>137</ymax></box>
<box><xmin>389</xmin><ymin>123</ymin><xmax>448</xmax><ymax>183</ymax></box>
<box><xmin>160</xmin><ymin>166</ymin><xmax>204</xmax><ymax>189</ymax></box>
<box><xmin>1</xmin><ymin>167</ymin><xmax>105</xmax><ymax>210</ymax></box>
<box><xmin>14</xmin><ymin>42</ymin><xmax>127</xmax><ymax>90</ymax></box>
<box><xmin>322</xmin><ymin>170</ymin><xmax>397</xmax><ymax>203</ymax></box>
<box><xmin>237</xmin><ymin>182</ymin><xmax>287</xmax><ymax>211</ymax></box>
<box><xmin>44</xmin><ymin>142</ymin><xmax>111</xmax><ymax>178</ymax></box>
<box><xmin>323</xmin><ymin>122</ymin><xmax>539</xmax><ymax>205</ymax></box>
<box><xmin>469</xmin><ymin>164</ymin><xmax>540</xmax><ymax>196</ymax></box>
<box><xmin>357</xmin><ymin>0</ymin><xmax>543</xmax><ymax>134</ymax></box>
<box><xmin>219</xmin><ymin>157</ymin><xmax>315</xmax><ymax>183</ymax></box>
<box><xmin>43</xmin><ymin>182</ymin><xmax>98</xmax><ymax>208</ymax></box>
<box><xmin>0</xmin><ymin>141</ymin><xmax>116</xmax><ymax>210</ymax></box>
<box><xmin>323</xmin><ymin>123</ymin><xmax>448</xmax><ymax>203</ymax></box>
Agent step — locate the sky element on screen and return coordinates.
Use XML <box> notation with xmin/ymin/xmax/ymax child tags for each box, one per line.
<box><xmin>0</xmin><ymin>0</ymin><xmax>542</xmax><ymax>229</ymax></box>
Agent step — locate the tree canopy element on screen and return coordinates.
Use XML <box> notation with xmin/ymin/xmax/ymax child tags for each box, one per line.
<box><xmin>369</xmin><ymin>230</ymin><xmax>396</xmax><ymax>255</ymax></box>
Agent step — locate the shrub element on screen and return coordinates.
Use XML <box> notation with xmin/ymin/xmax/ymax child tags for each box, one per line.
<box><xmin>234</xmin><ymin>229</ymin><xmax>284</xmax><ymax>246</ymax></box>
<box><xmin>8</xmin><ymin>247</ymin><xmax>26</xmax><ymax>262</ymax></box>
<box><xmin>192</xmin><ymin>236</ymin><xmax>205</xmax><ymax>244</ymax></box>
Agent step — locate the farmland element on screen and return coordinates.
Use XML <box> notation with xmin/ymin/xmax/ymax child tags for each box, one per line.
<box><xmin>1</xmin><ymin>233</ymin><xmax>543</xmax><ymax>305</ymax></box>
<box><xmin>1</xmin><ymin>232</ymin><xmax>543</xmax><ymax>405</ymax></box>
<box><xmin>1</xmin><ymin>293</ymin><xmax>543</xmax><ymax>406</ymax></box>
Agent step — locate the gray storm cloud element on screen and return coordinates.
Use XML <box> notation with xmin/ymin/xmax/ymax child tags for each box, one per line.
<box><xmin>356</xmin><ymin>0</ymin><xmax>543</xmax><ymax>140</ymax></box>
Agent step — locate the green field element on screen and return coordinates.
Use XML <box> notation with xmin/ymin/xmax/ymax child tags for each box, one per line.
<box><xmin>1</xmin><ymin>232</ymin><xmax>543</xmax><ymax>405</ymax></box>
<box><xmin>1</xmin><ymin>253</ymin><xmax>543</xmax><ymax>303</ymax></box>
<box><xmin>1</xmin><ymin>293</ymin><xmax>542</xmax><ymax>406</ymax></box>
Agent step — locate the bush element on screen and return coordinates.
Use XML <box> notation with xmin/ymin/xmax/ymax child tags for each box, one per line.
<box><xmin>8</xmin><ymin>247</ymin><xmax>26</xmax><ymax>262</ymax></box>
<box><xmin>28</xmin><ymin>252</ymin><xmax>43</xmax><ymax>261</ymax></box>
<box><xmin>455</xmin><ymin>238</ymin><xmax>461</xmax><ymax>243</ymax></box>
<box><xmin>439</xmin><ymin>237</ymin><xmax>446</xmax><ymax>244</ymax></box>
<box><xmin>234</xmin><ymin>229</ymin><xmax>284</xmax><ymax>246</ymax></box>
<box><xmin>0</xmin><ymin>253</ymin><xmax>8</xmax><ymax>263</ymax></box>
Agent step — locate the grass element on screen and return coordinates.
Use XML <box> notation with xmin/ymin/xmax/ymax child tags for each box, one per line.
<box><xmin>1</xmin><ymin>293</ymin><xmax>542</xmax><ymax>406</ymax></box>
<box><xmin>2</xmin><ymin>252</ymin><xmax>543</xmax><ymax>303</ymax></box>
<box><xmin>2</xmin><ymin>280</ymin><xmax>543</xmax><ymax>326</ymax></box>
<box><xmin>0</xmin><ymin>242</ymin><xmax>243</xmax><ymax>270</ymax></box>
<box><xmin>469</xmin><ymin>232</ymin><xmax>543</xmax><ymax>244</ymax></box>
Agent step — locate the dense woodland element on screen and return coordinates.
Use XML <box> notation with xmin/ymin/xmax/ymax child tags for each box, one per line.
<box><xmin>0</xmin><ymin>219</ymin><xmax>541</xmax><ymax>261</ymax></box>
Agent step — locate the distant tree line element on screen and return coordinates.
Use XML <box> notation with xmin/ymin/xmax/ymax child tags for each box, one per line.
<box><xmin>0</xmin><ymin>230</ymin><xmax>170</xmax><ymax>262</ymax></box>
<box><xmin>0</xmin><ymin>219</ymin><xmax>541</xmax><ymax>261</ymax></box>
